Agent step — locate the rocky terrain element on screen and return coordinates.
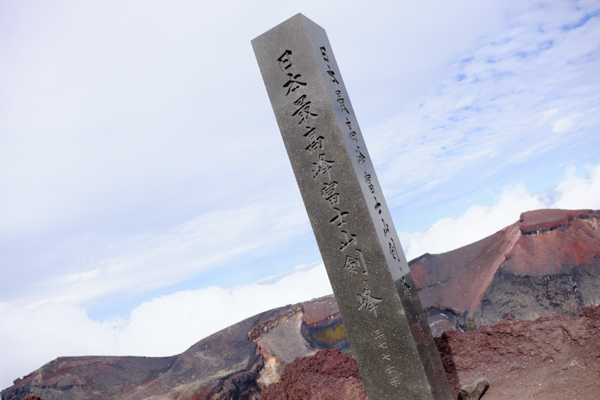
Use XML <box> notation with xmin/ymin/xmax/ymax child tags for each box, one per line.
<box><xmin>2</xmin><ymin>208</ymin><xmax>599</xmax><ymax>400</ymax></box>
<box><xmin>411</xmin><ymin>209</ymin><xmax>600</xmax><ymax>336</ymax></box>
<box><xmin>261</xmin><ymin>306</ymin><xmax>600</xmax><ymax>400</ymax></box>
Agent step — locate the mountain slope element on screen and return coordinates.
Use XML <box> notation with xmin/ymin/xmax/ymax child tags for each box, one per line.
<box><xmin>410</xmin><ymin>209</ymin><xmax>600</xmax><ymax>335</ymax></box>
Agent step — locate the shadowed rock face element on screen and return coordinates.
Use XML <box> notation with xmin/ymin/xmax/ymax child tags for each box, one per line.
<box><xmin>3</xmin><ymin>208</ymin><xmax>599</xmax><ymax>399</ymax></box>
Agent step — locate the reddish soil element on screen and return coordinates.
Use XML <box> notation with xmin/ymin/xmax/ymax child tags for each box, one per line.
<box><xmin>437</xmin><ymin>306</ymin><xmax>600</xmax><ymax>399</ymax></box>
<box><xmin>261</xmin><ymin>349</ymin><xmax>367</xmax><ymax>400</ymax></box>
<box><xmin>264</xmin><ymin>307</ymin><xmax>600</xmax><ymax>400</ymax></box>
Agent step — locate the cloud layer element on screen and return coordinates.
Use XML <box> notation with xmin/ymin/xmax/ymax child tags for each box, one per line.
<box><xmin>0</xmin><ymin>262</ymin><xmax>332</xmax><ymax>391</ymax></box>
<box><xmin>401</xmin><ymin>164</ymin><xmax>600</xmax><ymax>260</ymax></box>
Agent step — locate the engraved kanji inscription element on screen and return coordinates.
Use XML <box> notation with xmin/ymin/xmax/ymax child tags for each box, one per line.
<box><xmin>339</xmin><ymin>230</ymin><xmax>357</xmax><ymax>251</ymax></box>
<box><xmin>357</xmin><ymin>287</ymin><xmax>383</xmax><ymax>317</ymax></box>
<box><xmin>252</xmin><ymin>15</ymin><xmax>454</xmax><ymax>399</ymax></box>
<box><xmin>382</xmin><ymin>219</ymin><xmax>390</xmax><ymax>236</ymax></box>
<box><xmin>335</xmin><ymin>90</ymin><xmax>350</xmax><ymax>114</ymax></box>
<box><xmin>312</xmin><ymin>154</ymin><xmax>335</xmax><ymax>178</ymax></box>
<box><xmin>374</xmin><ymin>197</ymin><xmax>382</xmax><ymax>214</ymax></box>
<box><xmin>319</xmin><ymin>46</ymin><xmax>329</xmax><ymax>62</ymax></box>
<box><xmin>277</xmin><ymin>50</ymin><xmax>293</xmax><ymax>71</ymax></box>
<box><xmin>305</xmin><ymin>130</ymin><xmax>324</xmax><ymax>153</ymax></box>
<box><xmin>292</xmin><ymin>95</ymin><xmax>319</xmax><ymax>124</ymax></box>
<box><xmin>321</xmin><ymin>181</ymin><xmax>339</xmax><ymax>206</ymax></box>
<box><xmin>364</xmin><ymin>172</ymin><xmax>375</xmax><ymax>193</ymax></box>
<box><xmin>345</xmin><ymin>118</ymin><xmax>357</xmax><ymax>141</ymax></box>
<box><xmin>343</xmin><ymin>255</ymin><xmax>359</xmax><ymax>275</ymax></box>
<box><xmin>389</xmin><ymin>238</ymin><xmax>400</xmax><ymax>261</ymax></box>
<box><xmin>343</xmin><ymin>250</ymin><xmax>368</xmax><ymax>276</ymax></box>
<box><xmin>329</xmin><ymin>207</ymin><xmax>349</xmax><ymax>227</ymax></box>
<box><xmin>327</xmin><ymin>69</ymin><xmax>339</xmax><ymax>84</ymax></box>
<box><xmin>356</xmin><ymin>146</ymin><xmax>366</xmax><ymax>164</ymax></box>
<box><xmin>283</xmin><ymin>73</ymin><xmax>307</xmax><ymax>96</ymax></box>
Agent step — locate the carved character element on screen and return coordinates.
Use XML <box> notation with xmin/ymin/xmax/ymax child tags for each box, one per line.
<box><xmin>343</xmin><ymin>255</ymin><xmax>360</xmax><ymax>275</ymax></box>
<box><xmin>283</xmin><ymin>73</ymin><xmax>307</xmax><ymax>96</ymax></box>
<box><xmin>312</xmin><ymin>154</ymin><xmax>335</xmax><ymax>178</ymax></box>
<box><xmin>292</xmin><ymin>95</ymin><xmax>319</xmax><ymax>125</ymax></box>
<box><xmin>355</xmin><ymin>146</ymin><xmax>366</xmax><ymax>164</ymax></box>
<box><xmin>321</xmin><ymin>181</ymin><xmax>339</xmax><ymax>206</ymax></box>
<box><xmin>389</xmin><ymin>238</ymin><xmax>400</xmax><ymax>261</ymax></box>
<box><xmin>339</xmin><ymin>230</ymin><xmax>357</xmax><ymax>251</ymax></box>
<box><xmin>382</xmin><ymin>219</ymin><xmax>390</xmax><ymax>236</ymax></box>
<box><xmin>277</xmin><ymin>50</ymin><xmax>293</xmax><ymax>71</ymax></box>
<box><xmin>374</xmin><ymin>197</ymin><xmax>382</xmax><ymax>214</ymax></box>
<box><xmin>343</xmin><ymin>250</ymin><xmax>367</xmax><ymax>276</ymax></box>
<box><xmin>356</xmin><ymin>287</ymin><xmax>383</xmax><ymax>317</ymax></box>
<box><xmin>335</xmin><ymin>90</ymin><xmax>350</xmax><ymax>114</ymax></box>
<box><xmin>319</xmin><ymin>46</ymin><xmax>329</xmax><ymax>62</ymax></box>
<box><xmin>364</xmin><ymin>172</ymin><xmax>375</xmax><ymax>193</ymax></box>
<box><xmin>346</xmin><ymin>118</ymin><xmax>357</xmax><ymax>141</ymax></box>
<box><xmin>327</xmin><ymin>68</ymin><xmax>339</xmax><ymax>84</ymax></box>
<box><xmin>329</xmin><ymin>207</ymin><xmax>349</xmax><ymax>227</ymax></box>
<box><xmin>305</xmin><ymin>130</ymin><xmax>324</xmax><ymax>153</ymax></box>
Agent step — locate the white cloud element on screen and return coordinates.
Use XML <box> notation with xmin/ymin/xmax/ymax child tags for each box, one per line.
<box><xmin>10</xmin><ymin>196</ymin><xmax>310</xmax><ymax>309</ymax></box>
<box><xmin>552</xmin><ymin>117</ymin><xmax>574</xmax><ymax>134</ymax></box>
<box><xmin>401</xmin><ymin>164</ymin><xmax>600</xmax><ymax>260</ymax></box>
<box><xmin>553</xmin><ymin>164</ymin><xmax>600</xmax><ymax>209</ymax></box>
<box><xmin>0</xmin><ymin>262</ymin><xmax>332</xmax><ymax>391</ymax></box>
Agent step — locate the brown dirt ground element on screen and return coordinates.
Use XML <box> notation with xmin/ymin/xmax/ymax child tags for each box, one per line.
<box><xmin>262</xmin><ymin>307</ymin><xmax>600</xmax><ymax>400</ymax></box>
<box><xmin>436</xmin><ymin>306</ymin><xmax>600</xmax><ymax>399</ymax></box>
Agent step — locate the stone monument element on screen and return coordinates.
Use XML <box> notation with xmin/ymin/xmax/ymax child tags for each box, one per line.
<box><xmin>252</xmin><ymin>14</ymin><xmax>453</xmax><ymax>400</ymax></box>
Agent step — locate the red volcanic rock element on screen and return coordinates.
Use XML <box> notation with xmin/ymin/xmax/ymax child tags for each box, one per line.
<box><xmin>410</xmin><ymin>209</ymin><xmax>600</xmax><ymax>334</ymax></box>
<box><xmin>301</xmin><ymin>296</ymin><xmax>339</xmax><ymax>327</ymax></box>
<box><xmin>24</xmin><ymin>396</ymin><xmax>41</xmax><ymax>400</ymax></box>
<box><xmin>266</xmin><ymin>307</ymin><xmax>600</xmax><ymax>400</ymax></box>
<box><xmin>261</xmin><ymin>349</ymin><xmax>367</xmax><ymax>400</ymax></box>
<box><xmin>436</xmin><ymin>306</ymin><xmax>600</xmax><ymax>399</ymax></box>
<box><xmin>519</xmin><ymin>209</ymin><xmax>593</xmax><ymax>234</ymax></box>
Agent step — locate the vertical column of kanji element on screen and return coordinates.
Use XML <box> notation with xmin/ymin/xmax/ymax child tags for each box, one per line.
<box><xmin>306</xmin><ymin>21</ymin><xmax>454</xmax><ymax>400</ymax></box>
<box><xmin>252</xmin><ymin>13</ymin><xmax>453</xmax><ymax>400</ymax></box>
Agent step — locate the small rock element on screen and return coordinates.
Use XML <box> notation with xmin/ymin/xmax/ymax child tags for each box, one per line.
<box><xmin>458</xmin><ymin>377</ymin><xmax>489</xmax><ymax>400</ymax></box>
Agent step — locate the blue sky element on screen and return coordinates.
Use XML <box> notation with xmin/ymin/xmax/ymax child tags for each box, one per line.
<box><xmin>1</xmin><ymin>0</ymin><xmax>599</xmax><ymax>390</ymax></box>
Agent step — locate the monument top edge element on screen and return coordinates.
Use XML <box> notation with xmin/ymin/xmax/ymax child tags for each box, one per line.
<box><xmin>251</xmin><ymin>13</ymin><xmax>323</xmax><ymax>43</ymax></box>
